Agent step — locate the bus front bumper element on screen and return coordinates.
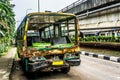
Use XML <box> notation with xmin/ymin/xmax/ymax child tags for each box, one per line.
<box><xmin>27</xmin><ymin>61</ymin><xmax>69</xmax><ymax>72</ymax></box>
<box><xmin>28</xmin><ymin>61</ymin><xmax>48</xmax><ymax>72</ymax></box>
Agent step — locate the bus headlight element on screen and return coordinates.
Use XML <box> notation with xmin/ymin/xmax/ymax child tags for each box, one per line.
<box><xmin>29</xmin><ymin>56</ymin><xmax>46</xmax><ymax>62</ymax></box>
<box><xmin>64</xmin><ymin>53</ymin><xmax>73</xmax><ymax>59</ymax></box>
<box><xmin>29</xmin><ymin>56</ymin><xmax>36</xmax><ymax>62</ymax></box>
<box><xmin>64</xmin><ymin>53</ymin><xmax>80</xmax><ymax>60</ymax></box>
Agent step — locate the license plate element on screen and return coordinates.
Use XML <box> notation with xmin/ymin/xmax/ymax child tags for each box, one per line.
<box><xmin>52</xmin><ymin>61</ymin><xmax>63</xmax><ymax>66</ymax></box>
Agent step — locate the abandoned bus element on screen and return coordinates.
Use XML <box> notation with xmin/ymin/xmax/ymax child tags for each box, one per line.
<box><xmin>16</xmin><ymin>12</ymin><xmax>81</xmax><ymax>73</ymax></box>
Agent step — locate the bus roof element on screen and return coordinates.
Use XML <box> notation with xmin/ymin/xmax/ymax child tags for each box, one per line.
<box><xmin>26</xmin><ymin>12</ymin><xmax>76</xmax><ymax>30</ymax></box>
<box><xmin>27</xmin><ymin>12</ymin><xmax>76</xmax><ymax>17</ymax></box>
<box><xmin>16</xmin><ymin>12</ymin><xmax>77</xmax><ymax>32</ymax></box>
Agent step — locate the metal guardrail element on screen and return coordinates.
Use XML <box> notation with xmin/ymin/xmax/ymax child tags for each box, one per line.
<box><xmin>58</xmin><ymin>0</ymin><xmax>119</xmax><ymax>14</ymax></box>
<box><xmin>58</xmin><ymin>0</ymin><xmax>87</xmax><ymax>12</ymax></box>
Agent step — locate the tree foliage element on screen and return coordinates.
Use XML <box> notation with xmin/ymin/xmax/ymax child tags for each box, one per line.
<box><xmin>0</xmin><ymin>0</ymin><xmax>15</xmax><ymax>54</ymax></box>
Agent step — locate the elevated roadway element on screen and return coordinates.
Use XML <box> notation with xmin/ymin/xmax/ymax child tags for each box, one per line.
<box><xmin>59</xmin><ymin>0</ymin><xmax>120</xmax><ymax>37</ymax></box>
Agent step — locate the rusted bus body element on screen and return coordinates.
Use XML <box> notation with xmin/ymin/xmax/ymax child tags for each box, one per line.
<box><xmin>16</xmin><ymin>12</ymin><xmax>81</xmax><ymax>73</ymax></box>
<box><xmin>23</xmin><ymin>45</ymin><xmax>80</xmax><ymax>57</ymax></box>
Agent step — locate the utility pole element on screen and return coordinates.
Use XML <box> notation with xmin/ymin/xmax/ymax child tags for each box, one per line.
<box><xmin>38</xmin><ymin>0</ymin><xmax>40</xmax><ymax>12</ymax></box>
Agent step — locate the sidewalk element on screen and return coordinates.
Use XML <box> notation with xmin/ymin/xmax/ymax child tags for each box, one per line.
<box><xmin>0</xmin><ymin>47</ymin><xmax>16</xmax><ymax>80</ymax></box>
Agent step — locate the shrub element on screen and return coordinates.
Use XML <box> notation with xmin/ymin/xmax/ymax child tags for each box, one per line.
<box><xmin>80</xmin><ymin>36</ymin><xmax>120</xmax><ymax>42</ymax></box>
<box><xmin>0</xmin><ymin>44</ymin><xmax>4</xmax><ymax>54</ymax></box>
<box><xmin>0</xmin><ymin>37</ymin><xmax>11</xmax><ymax>54</ymax></box>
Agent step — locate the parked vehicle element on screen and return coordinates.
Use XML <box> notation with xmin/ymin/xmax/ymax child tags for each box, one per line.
<box><xmin>16</xmin><ymin>12</ymin><xmax>81</xmax><ymax>73</ymax></box>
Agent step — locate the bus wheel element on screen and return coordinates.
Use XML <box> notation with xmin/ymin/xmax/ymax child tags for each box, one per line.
<box><xmin>61</xmin><ymin>66</ymin><xmax>70</xmax><ymax>74</ymax></box>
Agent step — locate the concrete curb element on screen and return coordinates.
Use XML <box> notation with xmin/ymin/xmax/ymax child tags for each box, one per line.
<box><xmin>80</xmin><ymin>51</ymin><xmax>120</xmax><ymax>63</ymax></box>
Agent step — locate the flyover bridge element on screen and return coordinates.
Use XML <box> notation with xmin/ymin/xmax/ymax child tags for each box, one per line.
<box><xmin>59</xmin><ymin>0</ymin><xmax>120</xmax><ymax>37</ymax></box>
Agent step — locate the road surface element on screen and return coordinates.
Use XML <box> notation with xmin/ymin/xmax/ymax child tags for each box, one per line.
<box><xmin>10</xmin><ymin>55</ymin><xmax>120</xmax><ymax>80</ymax></box>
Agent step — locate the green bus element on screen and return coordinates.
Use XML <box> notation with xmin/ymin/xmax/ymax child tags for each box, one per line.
<box><xmin>16</xmin><ymin>12</ymin><xmax>81</xmax><ymax>73</ymax></box>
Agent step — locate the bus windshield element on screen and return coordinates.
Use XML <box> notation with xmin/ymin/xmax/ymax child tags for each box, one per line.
<box><xmin>25</xmin><ymin>12</ymin><xmax>79</xmax><ymax>47</ymax></box>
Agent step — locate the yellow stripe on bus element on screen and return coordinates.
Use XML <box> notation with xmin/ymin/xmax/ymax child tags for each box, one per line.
<box><xmin>25</xmin><ymin>20</ymin><xmax>28</xmax><ymax>31</ymax></box>
<box><xmin>24</xmin><ymin>35</ymin><xmax>26</xmax><ymax>41</ymax></box>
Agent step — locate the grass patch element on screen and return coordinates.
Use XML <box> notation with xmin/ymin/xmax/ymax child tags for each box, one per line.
<box><xmin>0</xmin><ymin>46</ymin><xmax>12</xmax><ymax>57</ymax></box>
<box><xmin>0</xmin><ymin>52</ymin><xmax>7</xmax><ymax>56</ymax></box>
<box><xmin>81</xmin><ymin>47</ymin><xmax>120</xmax><ymax>57</ymax></box>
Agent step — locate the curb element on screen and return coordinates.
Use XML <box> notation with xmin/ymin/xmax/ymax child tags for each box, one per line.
<box><xmin>80</xmin><ymin>51</ymin><xmax>120</xmax><ymax>63</ymax></box>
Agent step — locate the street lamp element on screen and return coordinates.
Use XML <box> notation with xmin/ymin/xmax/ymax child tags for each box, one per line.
<box><xmin>26</xmin><ymin>9</ymin><xmax>32</xmax><ymax>14</ymax></box>
<box><xmin>38</xmin><ymin>0</ymin><xmax>40</xmax><ymax>12</ymax></box>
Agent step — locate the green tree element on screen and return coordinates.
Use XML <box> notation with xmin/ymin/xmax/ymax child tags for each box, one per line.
<box><xmin>0</xmin><ymin>0</ymin><xmax>15</xmax><ymax>53</ymax></box>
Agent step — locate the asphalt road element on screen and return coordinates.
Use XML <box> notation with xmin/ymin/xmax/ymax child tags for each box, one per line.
<box><xmin>10</xmin><ymin>55</ymin><xmax>120</xmax><ymax>80</ymax></box>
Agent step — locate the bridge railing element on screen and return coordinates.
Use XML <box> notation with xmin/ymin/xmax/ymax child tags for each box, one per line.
<box><xmin>58</xmin><ymin>0</ymin><xmax>87</xmax><ymax>12</ymax></box>
<box><xmin>58</xmin><ymin>0</ymin><xmax>118</xmax><ymax>14</ymax></box>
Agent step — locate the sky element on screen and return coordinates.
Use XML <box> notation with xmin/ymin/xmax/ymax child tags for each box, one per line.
<box><xmin>10</xmin><ymin>0</ymin><xmax>77</xmax><ymax>28</ymax></box>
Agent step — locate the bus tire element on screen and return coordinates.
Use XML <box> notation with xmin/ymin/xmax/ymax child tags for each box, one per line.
<box><xmin>61</xmin><ymin>66</ymin><xmax>70</xmax><ymax>74</ymax></box>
